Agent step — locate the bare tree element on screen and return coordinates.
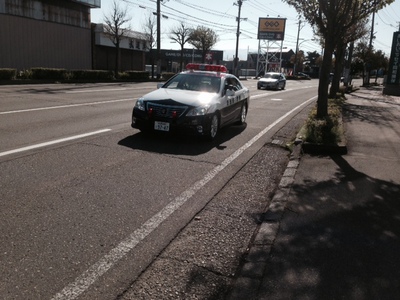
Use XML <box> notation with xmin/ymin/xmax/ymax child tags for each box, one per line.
<box><xmin>189</xmin><ymin>26</ymin><xmax>218</xmax><ymax>63</ymax></box>
<box><xmin>142</xmin><ymin>13</ymin><xmax>157</xmax><ymax>78</ymax></box>
<box><xmin>169</xmin><ymin>22</ymin><xmax>192</xmax><ymax>71</ymax></box>
<box><xmin>103</xmin><ymin>0</ymin><xmax>132</xmax><ymax>77</ymax></box>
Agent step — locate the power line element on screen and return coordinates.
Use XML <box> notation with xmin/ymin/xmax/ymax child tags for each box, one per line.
<box><xmin>171</xmin><ymin>0</ymin><xmax>237</xmax><ymax>20</ymax></box>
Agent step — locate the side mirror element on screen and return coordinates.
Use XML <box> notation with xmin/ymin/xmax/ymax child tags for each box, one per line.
<box><xmin>157</xmin><ymin>83</ymin><xmax>164</xmax><ymax>89</ymax></box>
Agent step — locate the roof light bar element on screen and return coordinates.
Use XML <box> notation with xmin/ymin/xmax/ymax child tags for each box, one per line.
<box><xmin>186</xmin><ymin>63</ymin><xmax>228</xmax><ymax>73</ymax></box>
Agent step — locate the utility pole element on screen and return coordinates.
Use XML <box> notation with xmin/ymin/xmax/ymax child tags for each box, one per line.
<box><xmin>365</xmin><ymin>0</ymin><xmax>377</xmax><ymax>86</ymax></box>
<box><xmin>369</xmin><ymin>1</ymin><xmax>376</xmax><ymax>49</ymax></box>
<box><xmin>234</xmin><ymin>0</ymin><xmax>245</xmax><ymax>77</ymax></box>
<box><xmin>294</xmin><ymin>19</ymin><xmax>301</xmax><ymax>75</ymax></box>
<box><xmin>156</xmin><ymin>0</ymin><xmax>161</xmax><ymax>79</ymax></box>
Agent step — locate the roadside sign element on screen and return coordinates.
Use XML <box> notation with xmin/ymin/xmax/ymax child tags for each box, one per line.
<box><xmin>257</xmin><ymin>18</ymin><xmax>286</xmax><ymax>41</ymax></box>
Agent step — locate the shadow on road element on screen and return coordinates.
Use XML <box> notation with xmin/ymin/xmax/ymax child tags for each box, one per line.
<box><xmin>118</xmin><ymin>124</ymin><xmax>247</xmax><ymax>156</ymax></box>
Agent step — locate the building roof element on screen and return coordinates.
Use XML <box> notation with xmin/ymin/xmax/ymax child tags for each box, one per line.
<box><xmin>70</xmin><ymin>0</ymin><xmax>101</xmax><ymax>8</ymax></box>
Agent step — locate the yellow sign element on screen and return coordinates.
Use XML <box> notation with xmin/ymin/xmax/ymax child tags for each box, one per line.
<box><xmin>258</xmin><ymin>18</ymin><xmax>286</xmax><ymax>40</ymax></box>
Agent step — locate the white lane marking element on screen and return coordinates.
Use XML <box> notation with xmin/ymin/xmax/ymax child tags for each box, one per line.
<box><xmin>65</xmin><ymin>88</ymin><xmax>129</xmax><ymax>93</ymax></box>
<box><xmin>65</xmin><ymin>86</ymin><xmax>153</xmax><ymax>93</ymax></box>
<box><xmin>0</xmin><ymin>98</ymin><xmax>133</xmax><ymax>115</ymax></box>
<box><xmin>271</xmin><ymin>98</ymin><xmax>283</xmax><ymax>101</ymax></box>
<box><xmin>51</xmin><ymin>95</ymin><xmax>317</xmax><ymax>300</ymax></box>
<box><xmin>0</xmin><ymin>129</ymin><xmax>111</xmax><ymax>157</ymax></box>
<box><xmin>251</xmin><ymin>89</ymin><xmax>293</xmax><ymax>99</ymax></box>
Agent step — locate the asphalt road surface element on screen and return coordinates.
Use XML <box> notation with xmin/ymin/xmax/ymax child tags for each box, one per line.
<box><xmin>0</xmin><ymin>79</ymin><xmax>318</xmax><ymax>299</ymax></box>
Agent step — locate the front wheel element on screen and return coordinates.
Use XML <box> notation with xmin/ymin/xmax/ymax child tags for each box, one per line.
<box><xmin>207</xmin><ymin>113</ymin><xmax>219</xmax><ymax>140</ymax></box>
<box><xmin>237</xmin><ymin>103</ymin><xmax>247</xmax><ymax>125</ymax></box>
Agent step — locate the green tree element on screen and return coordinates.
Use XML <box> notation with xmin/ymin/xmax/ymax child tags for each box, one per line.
<box><xmin>188</xmin><ymin>26</ymin><xmax>218</xmax><ymax>63</ymax></box>
<box><xmin>169</xmin><ymin>23</ymin><xmax>192</xmax><ymax>71</ymax></box>
<box><xmin>283</xmin><ymin>0</ymin><xmax>394</xmax><ymax>118</ymax></box>
<box><xmin>329</xmin><ymin>18</ymin><xmax>369</xmax><ymax>98</ymax></box>
<box><xmin>353</xmin><ymin>41</ymin><xmax>389</xmax><ymax>83</ymax></box>
<box><xmin>103</xmin><ymin>0</ymin><xmax>132</xmax><ymax>78</ymax></box>
<box><xmin>291</xmin><ymin>50</ymin><xmax>306</xmax><ymax>72</ymax></box>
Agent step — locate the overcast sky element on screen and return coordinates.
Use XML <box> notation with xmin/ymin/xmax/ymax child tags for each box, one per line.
<box><xmin>90</xmin><ymin>0</ymin><xmax>400</xmax><ymax>60</ymax></box>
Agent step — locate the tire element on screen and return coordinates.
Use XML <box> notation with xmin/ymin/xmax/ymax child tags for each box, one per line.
<box><xmin>237</xmin><ymin>103</ymin><xmax>247</xmax><ymax>125</ymax></box>
<box><xmin>281</xmin><ymin>83</ymin><xmax>286</xmax><ymax>90</ymax></box>
<box><xmin>207</xmin><ymin>113</ymin><xmax>219</xmax><ymax>140</ymax></box>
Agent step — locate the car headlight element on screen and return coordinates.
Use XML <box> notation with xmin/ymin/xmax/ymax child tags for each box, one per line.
<box><xmin>135</xmin><ymin>98</ymin><xmax>145</xmax><ymax>111</ymax></box>
<box><xmin>186</xmin><ymin>105</ymin><xmax>211</xmax><ymax>116</ymax></box>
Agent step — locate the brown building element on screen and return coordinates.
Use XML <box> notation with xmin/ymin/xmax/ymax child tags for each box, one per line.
<box><xmin>0</xmin><ymin>0</ymin><xmax>149</xmax><ymax>72</ymax></box>
<box><xmin>0</xmin><ymin>0</ymin><xmax>100</xmax><ymax>70</ymax></box>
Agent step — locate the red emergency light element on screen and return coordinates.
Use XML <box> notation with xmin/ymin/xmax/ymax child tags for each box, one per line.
<box><xmin>186</xmin><ymin>63</ymin><xmax>228</xmax><ymax>73</ymax></box>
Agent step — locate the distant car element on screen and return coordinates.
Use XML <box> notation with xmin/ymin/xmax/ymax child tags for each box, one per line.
<box><xmin>131</xmin><ymin>63</ymin><xmax>250</xmax><ymax>140</ymax></box>
<box><xmin>296</xmin><ymin>72</ymin><xmax>311</xmax><ymax>80</ymax></box>
<box><xmin>257</xmin><ymin>72</ymin><xmax>286</xmax><ymax>90</ymax></box>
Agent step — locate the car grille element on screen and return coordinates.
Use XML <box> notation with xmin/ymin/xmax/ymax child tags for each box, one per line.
<box><xmin>146</xmin><ymin>102</ymin><xmax>188</xmax><ymax>118</ymax></box>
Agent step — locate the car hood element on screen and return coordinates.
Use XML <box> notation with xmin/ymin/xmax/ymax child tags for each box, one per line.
<box><xmin>259</xmin><ymin>78</ymin><xmax>278</xmax><ymax>83</ymax></box>
<box><xmin>141</xmin><ymin>88</ymin><xmax>220</xmax><ymax>106</ymax></box>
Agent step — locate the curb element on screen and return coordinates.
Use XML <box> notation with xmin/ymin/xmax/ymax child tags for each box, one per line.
<box><xmin>227</xmin><ymin>143</ymin><xmax>302</xmax><ymax>300</ymax></box>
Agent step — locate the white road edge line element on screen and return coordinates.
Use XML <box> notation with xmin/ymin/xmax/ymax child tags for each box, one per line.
<box><xmin>0</xmin><ymin>98</ymin><xmax>133</xmax><ymax>115</ymax></box>
<box><xmin>0</xmin><ymin>129</ymin><xmax>112</xmax><ymax>157</ymax></box>
<box><xmin>52</xmin><ymin>96</ymin><xmax>317</xmax><ymax>300</ymax></box>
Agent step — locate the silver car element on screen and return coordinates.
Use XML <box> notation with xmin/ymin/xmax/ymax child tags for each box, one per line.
<box><xmin>257</xmin><ymin>72</ymin><xmax>286</xmax><ymax>90</ymax></box>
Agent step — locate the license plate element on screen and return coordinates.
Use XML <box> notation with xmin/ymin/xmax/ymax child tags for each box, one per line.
<box><xmin>154</xmin><ymin>121</ymin><xmax>170</xmax><ymax>132</ymax></box>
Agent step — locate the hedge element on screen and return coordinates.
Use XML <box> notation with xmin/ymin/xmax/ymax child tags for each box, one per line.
<box><xmin>0</xmin><ymin>68</ymin><xmax>17</xmax><ymax>80</ymax></box>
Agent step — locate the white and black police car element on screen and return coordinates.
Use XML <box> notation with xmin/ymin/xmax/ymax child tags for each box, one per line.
<box><xmin>131</xmin><ymin>63</ymin><xmax>250</xmax><ymax>140</ymax></box>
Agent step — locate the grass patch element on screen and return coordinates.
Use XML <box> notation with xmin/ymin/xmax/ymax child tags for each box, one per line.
<box><xmin>303</xmin><ymin>97</ymin><xmax>345</xmax><ymax>145</ymax></box>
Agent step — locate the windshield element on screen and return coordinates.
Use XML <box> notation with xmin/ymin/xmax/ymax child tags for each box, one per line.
<box><xmin>264</xmin><ymin>73</ymin><xmax>280</xmax><ymax>79</ymax></box>
<box><xmin>163</xmin><ymin>74</ymin><xmax>221</xmax><ymax>93</ymax></box>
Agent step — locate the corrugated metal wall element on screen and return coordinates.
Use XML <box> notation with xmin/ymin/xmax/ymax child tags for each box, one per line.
<box><xmin>0</xmin><ymin>14</ymin><xmax>92</xmax><ymax>70</ymax></box>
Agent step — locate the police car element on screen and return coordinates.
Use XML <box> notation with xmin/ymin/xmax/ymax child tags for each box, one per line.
<box><xmin>131</xmin><ymin>63</ymin><xmax>250</xmax><ymax>140</ymax></box>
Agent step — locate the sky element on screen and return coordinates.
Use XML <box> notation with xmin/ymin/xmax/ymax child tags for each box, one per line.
<box><xmin>90</xmin><ymin>0</ymin><xmax>400</xmax><ymax>60</ymax></box>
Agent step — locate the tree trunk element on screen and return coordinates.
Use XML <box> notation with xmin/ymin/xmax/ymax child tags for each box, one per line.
<box><xmin>329</xmin><ymin>42</ymin><xmax>346</xmax><ymax>98</ymax></box>
<box><xmin>317</xmin><ymin>40</ymin><xmax>334</xmax><ymax>118</ymax></box>
<box><xmin>115</xmin><ymin>44</ymin><xmax>120</xmax><ymax>79</ymax></box>
<box><xmin>344</xmin><ymin>42</ymin><xmax>354</xmax><ymax>87</ymax></box>
<box><xmin>180</xmin><ymin>46</ymin><xmax>184</xmax><ymax>72</ymax></box>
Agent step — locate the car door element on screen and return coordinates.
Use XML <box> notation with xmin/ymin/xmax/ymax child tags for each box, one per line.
<box><xmin>221</xmin><ymin>77</ymin><xmax>247</xmax><ymax>126</ymax></box>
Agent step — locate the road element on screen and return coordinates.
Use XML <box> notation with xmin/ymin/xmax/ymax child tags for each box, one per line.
<box><xmin>0</xmin><ymin>79</ymin><xmax>318</xmax><ymax>299</ymax></box>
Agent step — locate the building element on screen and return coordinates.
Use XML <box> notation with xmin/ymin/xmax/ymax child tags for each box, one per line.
<box><xmin>0</xmin><ymin>0</ymin><xmax>100</xmax><ymax>70</ymax></box>
<box><xmin>223</xmin><ymin>48</ymin><xmax>296</xmax><ymax>77</ymax></box>
<box><xmin>151</xmin><ymin>49</ymin><xmax>224</xmax><ymax>73</ymax></box>
<box><xmin>92</xmin><ymin>24</ymin><xmax>148</xmax><ymax>72</ymax></box>
<box><xmin>0</xmin><ymin>0</ymin><xmax>223</xmax><ymax>75</ymax></box>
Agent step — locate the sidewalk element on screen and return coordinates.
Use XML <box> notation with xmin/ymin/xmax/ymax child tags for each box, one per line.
<box><xmin>229</xmin><ymin>87</ymin><xmax>400</xmax><ymax>299</ymax></box>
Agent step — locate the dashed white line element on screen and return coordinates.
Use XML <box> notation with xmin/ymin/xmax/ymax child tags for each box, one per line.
<box><xmin>0</xmin><ymin>129</ymin><xmax>111</xmax><ymax>157</ymax></box>
<box><xmin>0</xmin><ymin>98</ymin><xmax>133</xmax><ymax>115</ymax></box>
<box><xmin>51</xmin><ymin>95</ymin><xmax>317</xmax><ymax>300</ymax></box>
